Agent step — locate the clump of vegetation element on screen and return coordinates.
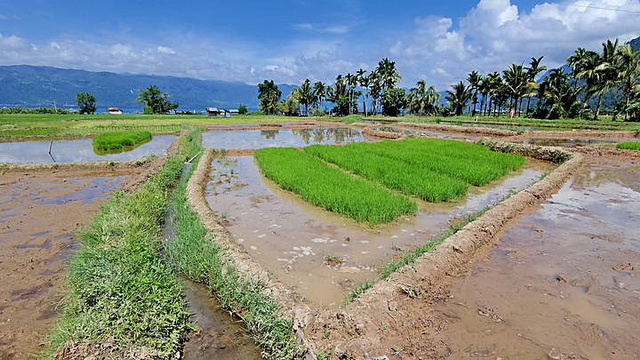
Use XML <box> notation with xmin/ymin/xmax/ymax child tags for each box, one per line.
<box><xmin>305</xmin><ymin>144</ymin><xmax>468</xmax><ymax>202</ymax></box>
<box><xmin>75</xmin><ymin>92</ymin><xmax>96</xmax><ymax>114</ymax></box>
<box><xmin>137</xmin><ymin>85</ymin><xmax>178</xmax><ymax>114</ymax></box>
<box><xmin>616</xmin><ymin>141</ymin><xmax>640</xmax><ymax>150</ymax></box>
<box><xmin>0</xmin><ymin>106</ymin><xmax>72</xmax><ymax>114</ymax></box>
<box><xmin>255</xmin><ymin>147</ymin><xmax>417</xmax><ymax>225</ymax></box>
<box><xmin>93</xmin><ymin>130</ymin><xmax>152</xmax><ymax>152</ymax></box>
<box><xmin>48</xmin><ymin>130</ymin><xmax>201</xmax><ymax>358</ymax></box>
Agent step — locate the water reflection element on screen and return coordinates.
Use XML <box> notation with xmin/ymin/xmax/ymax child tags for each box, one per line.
<box><xmin>202</xmin><ymin>128</ymin><xmax>366</xmax><ymax>149</ymax></box>
<box><xmin>0</xmin><ymin>136</ymin><xmax>176</xmax><ymax>163</ymax></box>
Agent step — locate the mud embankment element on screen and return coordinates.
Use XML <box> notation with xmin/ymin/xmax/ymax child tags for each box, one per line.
<box><xmin>361</xmin><ymin>127</ymin><xmax>404</xmax><ymax>140</ymax></box>
<box><xmin>398</xmin><ymin>122</ymin><xmax>520</xmax><ymax>137</ymax></box>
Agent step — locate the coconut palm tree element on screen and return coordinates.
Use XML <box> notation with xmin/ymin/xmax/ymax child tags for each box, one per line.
<box><xmin>614</xmin><ymin>44</ymin><xmax>640</xmax><ymax>120</ymax></box>
<box><xmin>502</xmin><ymin>64</ymin><xmax>529</xmax><ymax>118</ymax></box>
<box><xmin>313</xmin><ymin>81</ymin><xmax>326</xmax><ymax>113</ymax></box>
<box><xmin>446</xmin><ymin>81</ymin><xmax>472</xmax><ymax>116</ymax></box>
<box><xmin>407</xmin><ymin>79</ymin><xmax>440</xmax><ymax>115</ymax></box>
<box><xmin>524</xmin><ymin>56</ymin><xmax>547</xmax><ymax>116</ymax></box>
<box><xmin>375</xmin><ymin>58</ymin><xmax>402</xmax><ymax>91</ymax></box>
<box><xmin>466</xmin><ymin>70</ymin><xmax>482</xmax><ymax>116</ymax></box>
<box><xmin>356</xmin><ymin>68</ymin><xmax>370</xmax><ymax>116</ymax></box>
<box><xmin>296</xmin><ymin>79</ymin><xmax>314</xmax><ymax>116</ymax></box>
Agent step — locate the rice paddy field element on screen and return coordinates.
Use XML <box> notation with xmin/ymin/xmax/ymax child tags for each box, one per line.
<box><xmin>617</xmin><ymin>141</ymin><xmax>640</xmax><ymax>150</ymax></box>
<box><xmin>256</xmin><ymin>138</ymin><xmax>526</xmax><ymax>225</ymax></box>
<box><xmin>207</xmin><ymin>134</ymin><xmax>547</xmax><ymax>305</ymax></box>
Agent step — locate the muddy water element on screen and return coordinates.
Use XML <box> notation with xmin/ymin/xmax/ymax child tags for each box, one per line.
<box><xmin>0</xmin><ymin>135</ymin><xmax>176</xmax><ymax>163</ymax></box>
<box><xmin>205</xmin><ymin>156</ymin><xmax>554</xmax><ymax>306</ymax></box>
<box><xmin>0</xmin><ymin>169</ymin><xmax>130</xmax><ymax>359</ymax></box>
<box><xmin>436</xmin><ymin>158</ymin><xmax>640</xmax><ymax>359</ymax></box>
<box><xmin>202</xmin><ymin>128</ymin><xmax>366</xmax><ymax>149</ymax></box>
<box><xmin>181</xmin><ymin>281</ymin><xmax>262</xmax><ymax>360</ymax></box>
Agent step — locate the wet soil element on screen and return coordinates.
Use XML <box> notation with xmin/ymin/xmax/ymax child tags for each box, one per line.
<box><xmin>205</xmin><ymin>156</ymin><xmax>554</xmax><ymax>306</ymax></box>
<box><xmin>0</xmin><ymin>135</ymin><xmax>176</xmax><ymax>163</ymax></box>
<box><xmin>0</xmin><ymin>168</ymin><xmax>132</xmax><ymax>359</ymax></box>
<box><xmin>434</xmin><ymin>157</ymin><xmax>640</xmax><ymax>359</ymax></box>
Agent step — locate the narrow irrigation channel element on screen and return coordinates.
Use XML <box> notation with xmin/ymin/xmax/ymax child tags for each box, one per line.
<box><xmin>162</xmin><ymin>164</ymin><xmax>261</xmax><ymax>360</ymax></box>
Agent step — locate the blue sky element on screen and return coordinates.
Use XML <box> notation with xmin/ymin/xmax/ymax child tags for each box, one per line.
<box><xmin>0</xmin><ymin>0</ymin><xmax>638</xmax><ymax>89</ymax></box>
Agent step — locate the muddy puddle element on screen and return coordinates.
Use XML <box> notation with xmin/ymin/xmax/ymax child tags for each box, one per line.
<box><xmin>205</xmin><ymin>155</ymin><xmax>554</xmax><ymax>306</ymax></box>
<box><xmin>0</xmin><ymin>135</ymin><xmax>176</xmax><ymax>163</ymax></box>
<box><xmin>201</xmin><ymin>128</ymin><xmax>366</xmax><ymax>149</ymax></box>
<box><xmin>435</xmin><ymin>158</ymin><xmax>640</xmax><ymax>359</ymax></box>
<box><xmin>0</xmin><ymin>168</ymin><xmax>131</xmax><ymax>359</ymax></box>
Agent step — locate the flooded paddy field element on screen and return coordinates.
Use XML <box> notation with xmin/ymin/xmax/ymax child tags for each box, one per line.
<box><xmin>0</xmin><ymin>135</ymin><xmax>176</xmax><ymax>163</ymax></box>
<box><xmin>520</xmin><ymin>137</ymin><xmax>639</xmax><ymax>148</ymax></box>
<box><xmin>205</xmin><ymin>155</ymin><xmax>554</xmax><ymax>306</ymax></box>
<box><xmin>434</xmin><ymin>157</ymin><xmax>640</xmax><ymax>359</ymax></box>
<box><xmin>202</xmin><ymin>127</ymin><xmax>367</xmax><ymax>149</ymax></box>
<box><xmin>0</xmin><ymin>168</ymin><xmax>133</xmax><ymax>359</ymax></box>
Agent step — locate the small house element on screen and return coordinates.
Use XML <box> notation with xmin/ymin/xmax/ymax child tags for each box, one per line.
<box><xmin>108</xmin><ymin>107</ymin><xmax>123</xmax><ymax>115</ymax></box>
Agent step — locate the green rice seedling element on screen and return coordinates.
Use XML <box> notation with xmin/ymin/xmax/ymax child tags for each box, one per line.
<box><xmin>254</xmin><ymin>147</ymin><xmax>417</xmax><ymax>226</ymax></box>
<box><xmin>346</xmin><ymin>139</ymin><xmax>525</xmax><ymax>186</ymax></box>
<box><xmin>92</xmin><ymin>130</ymin><xmax>152</xmax><ymax>152</ymax></box>
<box><xmin>305</xmin><ymin>144</ymin><xmax>468</xmax><ymax>202</ymax></box>
<box><xmin>616</xmin><ymin>141</ymin><xmax>640</xmax><ymax>150</ymax></box>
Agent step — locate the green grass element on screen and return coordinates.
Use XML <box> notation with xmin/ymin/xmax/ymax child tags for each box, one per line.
<box><xmin>255</xmin><ymin>147</ymin><xmax>417</xmax><ymax>226</ymax></box>
<box><xmin>305</xmin><ymin>144</ymin><xmax>468</xmax><ymax>202</ymax></box>
<box><xmin>165</xmin><ymin>153</ymin><xmax>301</xmax><ymax>359</ymax></box>
<box><xmin>93</xmin><ymin>130</ymin><xmax>152</xmax><ymax>152</ymax></box>
<box><xmin>47</xmin><ymin>130</ymin><xmax>201</xmax><ymax>358</ymax></box>
<box><xmin>345</xmin><ymin>138</ymin><xmax>525</xmax><ymax>186</ymax></box>
<box><xmin>616</xmin><ymin>141</ymin><xmax>640</xmax><ymax>150</ymax></box>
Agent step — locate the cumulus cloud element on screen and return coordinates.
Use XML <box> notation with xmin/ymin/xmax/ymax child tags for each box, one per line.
<box><xmin>0</xmin><ymin>0</ymin><xmax>638</xmax><ymax>88</ymax></box>
<box><xmin>393</xmin><ymin>0</ymin><xmax>640</xmax><ymax>88</ymax></box>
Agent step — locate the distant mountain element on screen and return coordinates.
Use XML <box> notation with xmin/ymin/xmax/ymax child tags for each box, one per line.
<box><xmin>0</xmin><ymin>65</ymin><xmax>295</xmax><ymax>112</ymax></box>
<box><xmin>628</xmin><ymin>36</ymin><xmax>640</xmax><ymax>51</ymax></box>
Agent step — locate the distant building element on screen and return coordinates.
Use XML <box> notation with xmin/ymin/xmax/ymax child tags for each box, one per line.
<box><xmin>206</xmin><ymin>107</ymin><xmax>239</xmax><ymax>117</ymax></box>
<box><xmin>108</xmin><ymin>107</ymin><xmax>123</xmax><ymax>115</ymax></box>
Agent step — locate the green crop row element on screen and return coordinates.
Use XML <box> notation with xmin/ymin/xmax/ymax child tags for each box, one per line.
<box><xmin>346</xmin><ymin>139</ymin><xmax>525</xmax><ymax>186</ymax></box>
<box><xmin>254</xmin><ymin>147</ymin><xmax>417</xmax><ymax>226</ymax></box>
<box><xmin>305</xmin><ymin>144</ymin><xmax>468</xmax><ymax>202</ymax></box>
<box><xmin>93</xmin><ymin>130</ymin><xmax>152</xmax><ymax>151</ymax></box>
<box><xmin>616</xmin><ymin>141</ymin><xmax>640</xmax><ymax>150</ymax></box>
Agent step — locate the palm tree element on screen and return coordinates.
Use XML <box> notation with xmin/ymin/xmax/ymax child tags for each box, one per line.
<box><xmin>369</xmin><ymin>71</ymin><xmax>382</xmax><ymax>115</ymax></box>
<box><xmin>313</xmin><ymin>81</ymin><xmax>326</xmax><ymax>113</ymax></box>
<box><xmin>502</xmin><ymin>64</ymin><xmax>529</xmax><ymax>118</ymax></box>
<box><xmin>356</xmin><ymin>68</ymin><xmax>369</xmax><ymax>116</ymax></box>
<box><xmin>538</xmin><ymin>68</ymin><xmax>582</xmax><ymax>119</ymax></box>
<box><xmin>466</xmin><ymin>70</ymin><xmax>482</xmax><ymax>116</ymax></box>
<box><xmin>579</xmin><ymin>40</ymin><xmax>620</xmax><ymax>120</ymax></box>
<box><xmin>614</xmin><ymin>44</ymin><xmax>640</xmax><ymax>120</ymax></box>
<box><xmin>446</xmin><ymin>81</ymin><xmax>472</xmax><ymax>116</ymax></box>
<box><xmin>375</xmin><ymin>58</ymin><xmax>402</xmax><ymax>91</ymax></box>
<box><xmin>296</xmin><ymin>79</ymin><xmax>314</xmax><ymax>116</ymax></box>
<box><xmin>484</xmin><ymin>72</ymin><xmax>502</xmax><ymax>116</ymax></box>
<box><xmin>344</xmin><ymin>73</ymin><xmax>358</xmax><ymax>114</ymax></box>
<box><xmin>525</xmin><ymin>56</ymin><xmax>546</xmax><ymax>115</ymax></box>
<box><xmin>407</xmin><ymin>79</ymin><xmax>440</xmax><ymax>115</ymax></box>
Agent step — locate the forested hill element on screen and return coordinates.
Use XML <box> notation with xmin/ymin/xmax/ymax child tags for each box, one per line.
<box><xmin>629</xmin><ymin>36</ymin><xmax>640</xmax><ymax>51</ymax></box>
<box><xmin>0</xmin><ymin>65</ymin><xmax>294</xmax><ymax>110</ymax></box>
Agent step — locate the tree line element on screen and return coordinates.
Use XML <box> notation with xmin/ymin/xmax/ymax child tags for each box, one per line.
<box><xmin>258</xmin><ymin>38</ymin><xmax>639</xmax><ymax>121</ymax></box>
<box><xmin>73</xmin><ymin>85</ymin><xmax>179</xmax><ymax>114</ymax></box>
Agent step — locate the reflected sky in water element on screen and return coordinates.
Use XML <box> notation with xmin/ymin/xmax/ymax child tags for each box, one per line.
<box><xmin>202</xmin><ymin>128</ymin><xmax>367</xmax><ymax>149</ymax></box>
<box><xmin>0</xmin><ymin>135</ymin><xmax>176</xmax><ymax>163</ymax></box>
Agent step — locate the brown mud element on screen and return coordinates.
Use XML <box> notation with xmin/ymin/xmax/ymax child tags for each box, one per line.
<box><xmin>434</xmin><ymin>157</ymin><xmax>640</xmax><ymax>360</ymax></box>
<box><xmin>0</xmin><ymin>168</ymin><xmax>134</xmax><ymax>359</ymax></box>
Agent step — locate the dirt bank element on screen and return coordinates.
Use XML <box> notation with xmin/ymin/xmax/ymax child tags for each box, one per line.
<box><xmin>361</xmin><ymin>127</ymin><xmax>404</xmax><ymax>140</ymax></box>
<box><xmin>510</xmin><ymin>129</ymin><xmax>639</xmax><ymax>139</ymax></box>
<box><xmin>398</xmin><ymin>122</ymin><xmax>519</xmax><ymax>137</ymax></box>
<box><xmin>0</xmin><ymin>167</ymin><xmax>136</xmax><ymax>359</ymax></box>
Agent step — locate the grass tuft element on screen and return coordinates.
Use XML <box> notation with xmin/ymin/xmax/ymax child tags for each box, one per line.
<box><xmin>616</xmin><ymin>141</ymin><xmax>640</xmax><ymax>150</ymax></box>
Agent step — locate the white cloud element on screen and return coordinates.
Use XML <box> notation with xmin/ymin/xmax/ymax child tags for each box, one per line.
<box><xmin>293</xmin><ymin>22</ymin><xmax>351</xmax><ymax>34</ymax></box>
<box><xmin>393</xmin><ymin>0</ymin><xmax>640</xmax><ymax>89</ymax></box>
<box><xmin>157</xmin><ymin>46</ymin><xmax>176</xmax><ymax>55</ymax></box>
